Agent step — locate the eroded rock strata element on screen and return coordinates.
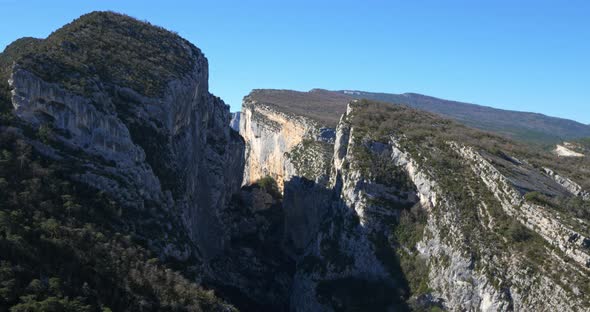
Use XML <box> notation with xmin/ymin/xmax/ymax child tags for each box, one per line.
<box><xmin>1</xmin><ymin>11</ymin><xmax>243</xmax><ymax>311</ymax></box>
<box><xmin>238</xmin><ymin>93</ymin><xmax>590</xmax><ymax>311</ymax></box>
<box><xmin>2</xmin><ymin>11</ymin><xmax>590</xmax><ymax>312</ymax></box>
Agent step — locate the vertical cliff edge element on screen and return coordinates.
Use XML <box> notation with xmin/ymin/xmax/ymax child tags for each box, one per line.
<box><xmin>2</xmin><ymin>11</ymin><xmax>589</xmax><ymax>312</ymax></box>
<box><xmin>239</xmin><ymin>92</ymin><xmax>590</xmax><ymax>311</ymax></box>
<box><xmin>0</xmin><ymin>11</ymin><xmax>243</xmax><ymax>311</ymax></box>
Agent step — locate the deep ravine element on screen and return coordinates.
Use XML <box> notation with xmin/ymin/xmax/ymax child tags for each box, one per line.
<box><xmin>1</xmin><ymin>11</ymin><xmax>589</xmax><ymax>312</ymax></box>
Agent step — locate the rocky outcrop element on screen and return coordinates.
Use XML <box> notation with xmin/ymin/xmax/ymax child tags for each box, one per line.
<box><xmin>240</xmin><ymin>98</ymin><xmax>590</xmax><ymax>311</ymax></box>
<box><xmin>8</xmin><ymin>29</ymin><xmax>244</xmax><ymax>262</ymax></box>
<box><xmin>241</xmin><ymin>99</ymin><xmax>308</xmax><ymax>189</ymax></box>
<box><xmin>285</xmin><ymin>104</ymin><xmax>418</xmax><ymax>311</ymax></box>
<box><xmin>239</xmin><ymin>90</ymin><xmax>344</xmax><ymax>191</ymax></box>
<box><xmin>555</xmin><ymin>144</ymin><xmax>585</xmax><ymax>157</ymax></box>
<box><xmin>544</xmin><ymin>167</ymin><xmax>590</xmax><ymax>200</ymax></box>
<box><xmin>332</xmin><ymin>103</ymin><xmax>589</xmax><ymax>311</ymax></box>
<box><xmin>454</xmin><ymin>143</ymin><xmax>590</xmax><ymax>267</ymax></box>
<box><xmin>230</xmin><ymin>112</ymin><xmax>240</xmax><ymax>132</ymax></box>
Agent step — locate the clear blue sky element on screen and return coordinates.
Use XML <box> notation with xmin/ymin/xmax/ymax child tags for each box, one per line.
<box><xmin>1</xmin><ymin>0</ymin><xmax>589</xmax><ymax>123</ymax></box>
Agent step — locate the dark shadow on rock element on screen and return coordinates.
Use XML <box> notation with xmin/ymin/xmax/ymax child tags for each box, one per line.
<box><xmin>283</xmin><ymin>175</ymin><xmax>416</xmax><ymax>312</ymax></box>
<box><xmin>203</xmin><ymin>182</ymin><xmax>294</xmax><ymax>312</ymax></box>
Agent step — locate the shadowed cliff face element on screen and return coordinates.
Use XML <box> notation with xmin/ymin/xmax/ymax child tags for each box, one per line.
<box><xmin>0</xmin><ymin>11</ymin><xmax>250</xmax><ymax>311</ymax></box>
<box><xmin>239</xmin><ymin>95</ymin><xmax>590</xmax><ymax>311</ymax></box>
<box><xmin>3</xmin><ymin>11</ymin><xmax>590</xmax><ymax>312</ymax></box>
<box><xmin>239</xmin><ymin>92</ymin><xmax>425</xmax><ymax>310</ymax></box>
<box><xmin>2</xmin><ymin>10</ymin><xmax>245</xmax><ymax>270</ymax></box>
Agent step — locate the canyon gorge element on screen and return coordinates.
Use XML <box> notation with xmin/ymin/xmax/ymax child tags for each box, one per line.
<box><xmin>1</xmin><ymin>11</ymin><xmax>589</xmax><ymax>312</ymax></box>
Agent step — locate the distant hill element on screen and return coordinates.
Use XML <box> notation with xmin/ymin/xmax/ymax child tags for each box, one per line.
<box><xmin>335</xmin><ymin>90</ymin><xmax>590</xmax><ymax>144</ymax></box>
<box><xmin>245</xmin><ymin>89</ymin><xmax>590</xmax><ymax>144</ymax></box>
<box><xmin>246</xmin><ymin>89</ymin><xmax>351</xmax><ymax>127</ymax></box>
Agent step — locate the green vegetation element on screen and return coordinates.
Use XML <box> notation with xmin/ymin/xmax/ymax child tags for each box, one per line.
<box><xmin>0</xmin><ymin>116</ymin><xmax>232</xmax><ymax>311</ymax></box>
<box><xmin>286</xmin><ymin>139</ymin><xmax>333</xmax><ymax>182</ymax></box>
<box><xmin>351</xmin><ymin>142</ymin><xmax>413</xmax><ymax>190</ymax></box>
<box><xmin>505</xmin><ymin>220</ymin><xmax>533</xmax><ymax>243</ymax></box>
<box><xmin>573</xmin><ymin>137</ymin><xmax>590</xmax><ymax>150</ymax></box>
<box><xmin>346</xmin><ymin>99</ymin><xmax>586</xmax><ymax>294</ymax></box>
<box><xmin>1</xmin><ymin>11</ymin><xmax>199</xmax><ymax>99</ymax></box>
<box><xmin>391</xmin><ymin>205</ymin><xmax>430</xmax><ymax>299</ymax></box>
<box><xmin>525</xmin><ymin>191</ymin><xmax>590</xmax><ymax>221</ymax></box>
<box><xmin>340</xmin><ymin>90</ymin><xmax>590</xmax><ymax>144</ymax></box>
<box><xmin>394</xmin><ymin>206</ymin><xmax>427</xmax><ymax>252</ymax></box>
<box><xmin>349</xmin><ymin>99</ymin><xmax>590</xmax><ymax>221</ymax></box>
<box><xmin>254</xmin><ymin>175</ymin><xmax>282</xmax><ymax>199</ymax></box>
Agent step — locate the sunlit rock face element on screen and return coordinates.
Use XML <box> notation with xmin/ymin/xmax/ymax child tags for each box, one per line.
<box><xmin>240</xmin><ymin>97</ymin><xmax>590</xmax><ymax>311</ymax></box>
<box><xmin>6</xmin><ymin>11</ymin><xmax>590</xmax><ymax>311</ymax></box>
<box><xmin>554</xmin><ymin>143</ymin><xmax>585</xmax><ymax>157</ymax></box>
<box><xmin>239</xmin><ymin>89</ymin><xmax>349</xmax><ymax>191</ymax></box>
<box><xmin>240</xmin><ymin>100</ymin><xmax>307</xmax><ymax>189</ymax></box>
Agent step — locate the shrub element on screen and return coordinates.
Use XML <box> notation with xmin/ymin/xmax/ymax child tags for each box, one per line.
<box><xmin>255</xmin><ymin>175</ymin><xmax>282</xmax><ymax>199</ymax></box>
<box><xmin>506</xmin><ymin>220</ymin><xmax>532</xmax><ymax>243</ymax></box>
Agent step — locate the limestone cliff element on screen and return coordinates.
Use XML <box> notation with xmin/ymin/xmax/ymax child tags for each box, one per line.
<box><xmin>240</xmin><ymin>96</ymin><xmax>590</xmax><ymax>311</ymax></box>
<box><xmin>230</xmin><ymin>112</ymin><xmax>241</xmax><ymax>132</ymax></box>
<box><xmin>4</xmin><ymin>11</ymin><xmax>590</xmax><ymax>312</ymax></box>
<box><xmin>4</xmin><ymin>11</ymin><xmax>244</xmax><ymax>266</ymax></box>
<box><xmin>240</xmin><ymin>89</ymin><xmax>345</xmax><ymax>190</ymax></box>
<box><xmin>321</xmin><ymin>101</ymin><xmax>590</xmax><ymax>311</ymax></box>
<box><xmin>240</xmin><ymin>98</ymin><xmax>309</xmax><ymax>189</ymax></box>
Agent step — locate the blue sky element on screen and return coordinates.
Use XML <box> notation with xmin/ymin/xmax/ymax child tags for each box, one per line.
<box><xmin>1</xmin><ymin>0</ymin><xmax>589</xmax><ymax>123</ymax></box>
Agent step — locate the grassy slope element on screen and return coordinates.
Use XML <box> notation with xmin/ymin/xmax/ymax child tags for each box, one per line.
<box><xmin>349</xmin><ymin>99</ymin><xmax>590</xmax><ymax>217</ymax></box>
<box><xmin>347</xmin><ymin>100</ymin><xmax>590</xmax><ymax>300</ymax></box>
<box><xmin>245</xmin><ymin>88</ymin><xmax>590</xmax><ymax>145</ymax></box>
<box><xmin>337</xmin><ymin>90</ymin><xmax>590</xmax><ymax>144</ymax></box>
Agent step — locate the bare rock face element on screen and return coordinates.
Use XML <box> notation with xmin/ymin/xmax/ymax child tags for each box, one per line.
<box><xmin>240</xmin><ymin>98</ymin><xmax>314</xmax><ymax>189</ymax></box>
<box><xmin>8</xmin><ymin>16</ymin><xmax>244</xmax><ymax>262</ymax></box>
<box><xmin>230</xmin><ymin>111</ymin><xmax>241</xmax><ymax>132</ymax></box>
<box><xmin>240</xmin><ymin>97</ymin><xmax>590</xmax><ymax>311</ymax></box>
<box><xmin>544</xmin><ymin>167</ymin><xmax>590</xmax><ymax>200</ymax></box>
<box><xmin>555</xmin><ymin>144</ymin><xmax>585</xmax><ymax>157</ymax></box>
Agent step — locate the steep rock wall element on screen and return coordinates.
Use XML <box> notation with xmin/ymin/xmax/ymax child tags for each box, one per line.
<box><xmin>10</xmin><ymin>48</ymin><xmax>244</xmax><ymax>261</ymax></box>
<box><xmin>287</xmin><ymin>105</ymin><xmax>419</xmax><ymax>311</ymax></box>
<box><xmin>240</xmin><ymin>96</ymin><xmax>329</xmax><ymax>189</ymax></box>
<box><xmin>453</xmin><ymin>143</ymin><xmax>590</xmax><ymax>268</ymax></box>
<box><xmin>330</xmin><ymin>102</ymin><xmax>590</xmax><ymax>311</ymax></box>
<box><xmin>249</xmin><ymin>100</ymin><xmax>590</xmax><ymax>311</ymax></box>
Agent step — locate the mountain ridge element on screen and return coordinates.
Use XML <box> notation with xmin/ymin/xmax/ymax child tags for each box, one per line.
<box><xmin>239</xmin><ymin>88</ymin><xmax>590</xmax><ymax>145</ymax></box>
<box><xmin>1</xmin><ymin>11</ymin><xmax>242</xmax><ymax>311</ymax></box>
<box><xmin>239</xmin><ymin>93</ymin><xmax>590</xmax><ymax>310</ymax></box>
<box><xmin>334</xmin><ymin>89</ymin><xmax>590</xmax><ymax>144</ymax></box>
<box><xmin>2</xmin><ymin>10</ymin><xmax>590</xmax><ymax>312</ymax></box>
